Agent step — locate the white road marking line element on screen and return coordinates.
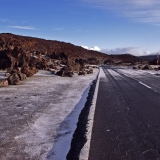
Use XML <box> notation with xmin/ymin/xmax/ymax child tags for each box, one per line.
<box><xmin>139</xmin><ymin>81</ymin><xmax>151</xmax><ymax>89</ymax></box>
<box><xmin>80</xmin><ymin>67</ymin><xmax>102</xmax><ymax>160</ymax></box>
<box><xmin>122</xmin><ymin>73</ymin><xmax>152</xmax><ymax>89</ymax></box>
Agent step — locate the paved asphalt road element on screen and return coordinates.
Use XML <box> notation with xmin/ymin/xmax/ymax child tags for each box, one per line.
<box><xmin>89</xmin><ymin>66</ymin><xmax>160</xmax><ymax>160</ymax></box>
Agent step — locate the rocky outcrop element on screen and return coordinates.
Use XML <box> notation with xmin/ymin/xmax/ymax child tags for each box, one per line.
<box><xmin>21</xmin><ymin>66</ymin><xmax>38</xmax><ymax>77</ymax></box>
<box><xmin>142</xmin><ymin>65</ymin><xmax>153</xmax><ymax>70</ymax></box>
<box><xmin>133</xmin><ymin>64</ymin><xmax>153</xmax><ymax>70</ymax></box>
<box><xmin>56</xmin><ymin>66</ymin><xmax>74</xmax><ymax>77</ymax></box>
<box><xmin>0</xmin><ymin>79</ymin><xmax>8</xmax><ymax>87</ymax></box>
<box><xmin>78</xmin><ymin>71</ymin><xmax>86</xmax><ymax>76</ymax></box>
<box><xmin>6</xmin><ymin>67</ymin><xmax>27</xmax><ymax>85</ymax></box>
<box><xmin>8</xmin><ymin>73</ymin><xmax>20</xmax><ymax>85</ymax></box>
<box><xmin>0</xmin><ymin>33</ymin><xmax>142</xmax><ymax>79</ymax></box>
<box><xmin>86</xmin><ymin>69</ymin><xmax>93</xmax><ymax>74</ymax></box>
<box><xmin>17</xmin><ymin>72</ymin><xmax>27</xmax><ymax>81</ymax></box>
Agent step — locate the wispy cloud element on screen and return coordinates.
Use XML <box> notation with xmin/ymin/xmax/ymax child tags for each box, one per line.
<box><xmin>101</xmin><ymin>47</ymin><xmax>152</xmax><ymax>56</ymax></box>
<box><xmin>81</xmin><ymin>45</ymin><xmax>153</xmax><ymax>56</ymax></box>
<box><xmin>82</xmin><ymin>0</ymin><xmax>160</xmax><ymax>25</ymax></box>
<box><xmin>0</xmin><ymin>19</ymin><xmax>8</xmax><ymax>22</ymax></box>
<box><xmin>8</xmin><ymin>25</ymin><xmax>36</xmax><ymax>30</ymax></box>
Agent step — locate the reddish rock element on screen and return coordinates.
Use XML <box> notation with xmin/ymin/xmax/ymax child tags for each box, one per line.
<box><xmin>0</xmin><ymin>79</ymin><xmax>8</xmax><ymax>87</ymax></box>
<box><xmin>21</xmin><ymin>66</ymin><xmax>38</xmax><ymax>77</ymax></box>
<box><xmin>5</xmin><ymin>72</ymin><xmax>11</xmax><ymax>77</ymax></box>
<box><xmin>56</xmin><ymin>66</ymin><xmax>74</xmax><ymax>77</ymax></box>
<box><xmin>17</xmin><ymin>72</ymin><xmax>27</xmax><ymax>81</ymax></box>
<box><xmin>8</xmin><ymin>73</ymin><xmax>20</xmax><ymax>85</ymax></box>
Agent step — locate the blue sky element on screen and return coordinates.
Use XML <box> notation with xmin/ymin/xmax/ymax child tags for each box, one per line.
<box><xmin>1</xmin><ymin>0</ymin><xmax>160</xmax><ymax>56</ymax></box>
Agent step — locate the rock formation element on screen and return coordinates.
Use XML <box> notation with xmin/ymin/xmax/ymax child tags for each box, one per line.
<box><xmin>0</xmin><ymin>79</ymin><xmax>8</xmax><ymax>87</ymax></box>
<box><xmin>8</xmin><ymin>73</ymin><xmax>20</xmax><ymax>85</ymax></box>
<box><xmin>0</xmin><ymin>33</ymin><xmax>142</xmax><ymax>80</ymax></box>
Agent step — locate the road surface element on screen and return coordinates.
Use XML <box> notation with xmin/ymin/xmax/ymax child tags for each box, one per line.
<box><xmin>89</xmin><ymin>66</ymin><xmax>160</xmax><ymax>160</ymax></box>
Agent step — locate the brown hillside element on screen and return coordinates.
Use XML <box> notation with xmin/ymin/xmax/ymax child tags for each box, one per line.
<box><xmin>0</xmin><ymin>33</ymin><xmax>142</xmax><ymax>75</ymax></box>
<box><xmin>0</xmin><ymin>33</ymin><xmax>108</xmax><ymax>61</ymax></box>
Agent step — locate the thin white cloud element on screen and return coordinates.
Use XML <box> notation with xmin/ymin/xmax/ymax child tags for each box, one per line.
<box><xmin>81</xmin><ymin>46</ymin><xmax>89</xmax><ymax>49</ymax></box>
<box><xmin>101</xmin><ymin>47</ymin><xmax>151</xmax><ymax>56</ymax></box>
<box><xmin>82</xmin><ymin>0</ymin><xmax>160</xmax><ymax>25</ymax></box>
<box><xmin>0</xmin><ymin>19</ymin><xmax>8</xmax><ymax>22</ymax></box>
<box><xmin>90</xmin><ymin>46</ymin><xmax>101</xmax><ymax>51</ymax></box>
<box><xmin>82</xmin><ymin>45</ymin><xmax>153</xmax><ymax>56</ymax></box>
<box><xmin>81</xmin><ymin>45</ymin><xmax>101</xmax><ymax>51</ymax></box>
<box><xmin>8</xmin><ymin>25</ymin><xmax>36</xmax><ymax>30</ymax></box>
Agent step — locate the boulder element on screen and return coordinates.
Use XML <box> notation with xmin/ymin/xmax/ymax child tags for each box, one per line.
<box><xmin>86</xmin><ymin>69</ymin><xmax>93</xmax><ymax>74</ymax></box>
<box><xmin>6</xmin><ymin>67</ymin><xmax>26</xmax><ymax>80</ymax></box>
<box><xmin>7</xmin><ymin>67</ymin><xmax>18</xmax><ymax>74</ymax></box>
<box><xmin>0</xmin><ymin>79</ymin><xmax>8</xmax><ymax>87</ymax></box>
<box><xmin>8</xmin><ymin>73</ymin><xmax>20</xmax><ymax>85</ymax></box>
<box><xmin>17</xmin><ymin>72</ymin><xmax>27</xmax><ymax>81</ymax></box>
<box><xmin>78</xmin><ymin>71</ymin><xmax>86</xmax><ymax>76</ymax></box>
<box><xmin>56</xmin><ymin>66</ymin><xmax>74</xmax><ymax>77</ymax></box>
<box><xmin>133</xmin><ymin>66</ymin><xmax>138</xmax><ymax>69</ymax></box>
<box><xmin>138</xmin><ymin>65</ymin><xmax>143</xmax><ymax>69</ymax></box>
<box><xmin>142</xmin><ymin>65</ymin><xmax>153</xmax><ymax>70</ymax></box>
<box><xmin>21</xmin><ymin>66</ymin><xmax>38</xmax><ymax>77</ymax></box>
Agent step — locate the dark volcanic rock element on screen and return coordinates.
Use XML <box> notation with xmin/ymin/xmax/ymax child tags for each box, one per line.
<box><xmin>78</xmin><ymin>71</ymin><xmax>86</xmax><ymax>76</ymax></box>
<box><xmin>17</xmin><ymin>72</ymin><xmax>27</xmax><ymax>81</ymax></box>
<box><xmin>56</xmin><ymin>66</ymin><xmax>74</xmax><ymax>77</ymax></box>
<box><xmin>142</xmin><ymin>65</ymin><xmax>153</xmax><ymax>70</ymax></box>
<box><xmin>86</xmin><ymin>69</ymin><xmax>93</xmax><ymax>74</ymax></box>
<box><xmin>8</xmin><ymin>73</ymin><xmax>20</xmax><ymax>85</ymax></box>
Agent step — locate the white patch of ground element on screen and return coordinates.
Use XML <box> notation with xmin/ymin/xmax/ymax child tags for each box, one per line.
<box><xmin>0</xmin><ymin>69</ymin><xmax>98</xmax><ymax>160</ymax></box>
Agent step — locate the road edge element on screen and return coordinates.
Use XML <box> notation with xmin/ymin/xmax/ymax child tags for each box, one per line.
<box><xmin>79</xmin><ymin>67</ymin><xmax>102</xmax><ymax>160</ymax></box>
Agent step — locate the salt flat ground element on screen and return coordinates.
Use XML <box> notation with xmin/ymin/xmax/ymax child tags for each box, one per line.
<box><xmin>0</xmin><ymin>69</ymin><xmax>98</xmax><ymax>160</ymax></box>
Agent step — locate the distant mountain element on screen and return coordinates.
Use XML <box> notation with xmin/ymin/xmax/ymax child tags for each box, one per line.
<box><xmin>139</xmin><ymin>55</ymin><xmax>157</xmax><ymax>61</ymax></box>
<box><xmin>111</xmin><ymin>53</ymin><xmax>141</xmax><ymax>63</ymax></box>
<box><xmin>139</xmin><ymin>55</ymin><xmax>160</xmax><ymax>65</ymax></box>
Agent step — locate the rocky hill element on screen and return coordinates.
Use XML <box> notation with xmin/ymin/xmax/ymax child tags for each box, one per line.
<box><xmin>0</xmin><ymin>33</ymin><xmax>108</xmax><ymax>66</ymax></box>
<box><xmin>0</xmin><ymin>33</ymin><xmax>142</xmax><ymax>84</ymax></box>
